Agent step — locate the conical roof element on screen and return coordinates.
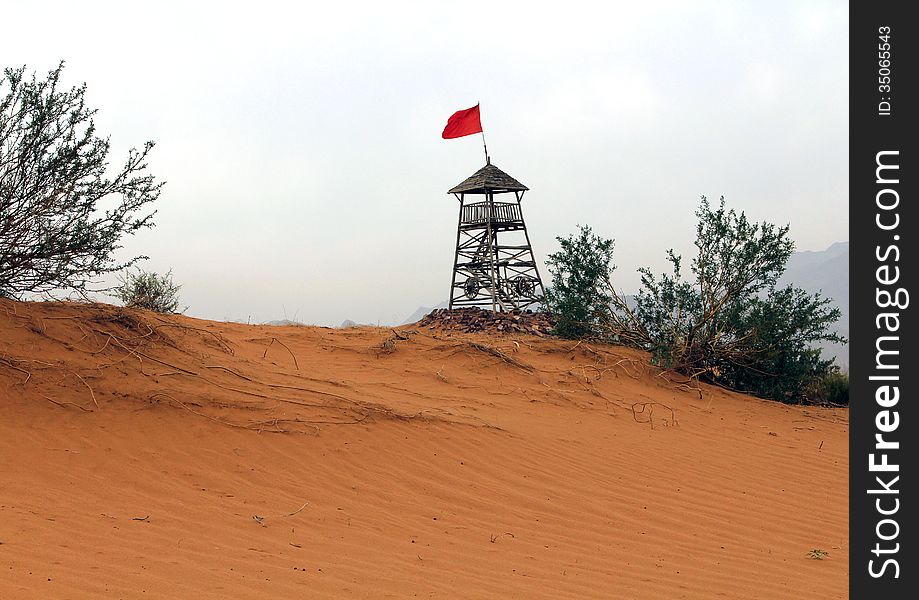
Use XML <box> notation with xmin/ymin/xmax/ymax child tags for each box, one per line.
<box><xmin>448</xmin><ymin>162</ymin><xmax>528</xmax><ymax>194</ymax></box>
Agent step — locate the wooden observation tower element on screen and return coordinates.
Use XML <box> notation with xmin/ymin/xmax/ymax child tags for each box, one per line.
<box><xmin>447</xmin><ymin>159</ymin><xmax>545</xmax><ymax>311</ymax></box>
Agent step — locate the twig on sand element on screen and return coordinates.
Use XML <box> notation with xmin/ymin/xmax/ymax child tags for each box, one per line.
<box><xmin>151</xmin><ymin>320</ymin><xmax>234</xmax><ymax>355</ymax></box>
<box><xmin>149</xmin><ymin>392</ymin><xmax>253</xmax><ymax>431</ymax></box>
<box><xmin>674</xmin><ymin>381</ymin><xmax>703</xmax><ymax>399</ymax></box>
<box><xmin>69</xmin><ymin>370</ymin><xmax>99</xmax><ymax>408</ymax></box>
<box><xmin>278</xmin><ymin>502</ymin><xmax>309</xmax><ymax>517</ymax></box>
<box><xmin>372</xmin><ymin>329</ymin><xmax>418</xmax><ymax>355</ymax></box>
<box><xmin>465</xmin><ymin>341</ymin><xmax>534</xmax><ymax>372</ymax></box>
<box><xmin>92</xmin><ymin>329</ymin><xmax>198</xmax><ymax>376</ymax></box>
<box><xmin>0</xmin><ymin>356</ymin><xmax>32</xmax><ymax>385</ymax></box>
<box><xmin>655</xmin><ymin>368</ymin><xmax>705</xmax><ymax>398</ymax></box>
<box><xmin>204</xmin><ymin>365</ymin><xmax>255</xmax><ymax>382</ymax></box>
<box><xmin>262</xmin><ymin>337</ymin><xmax>299</xmax><ymax>370</ymax></box>
<box><xmin>564</xmin><ymin>340</ymin><xmax>583</xmax><ymax>353</ymax></box>
<box><xmin>248</xmin><ymin>504</ymin><xmax>309</xmax><ymax>528</ymax></box>
<box><xmin>43</xmin><ymin>395</ymin><xmax>93</xmax><ymax>412</ymax></box>
<box><xmin>630</xmin><ymin>401</ymin><xmax>678</xmax><ymax>429</ymax></box>
<box><xmin>148</xmin><ymin>392</ymin><xmax>324</xmax><ymax>434</ymax></box>
<box><xmin>89</xmin><ymin>333</ymin><xmax>113</xmax><ymax>355</ymax></box>
<box><xmin>607</xmin><ymin>357</ymin><xmax>642</xmax><ymax>380</ymax></box>
<box><xmin>372</xmin><ymin>337</ymin><xmax>398</xmax><ymax>355</ymax></box>
<box><xmin>372</xmin><ymin>334</ymin><xmax>400</xmax><ymax>355</ymax></box>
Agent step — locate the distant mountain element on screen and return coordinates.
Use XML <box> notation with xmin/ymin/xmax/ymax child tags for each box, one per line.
<box><xmin>779</xmin><ymin>242</ymin><xmax>848</xmax><ymax>314</ymax></box>
<box><xmin>402</xmin><ymin>300</ymin><xmax>449</xmax><ymax>325</ymax></box>
<box><xmin>778</xmin><ymin>241</ymin><xmax>849</xmax><ymax>367</ymax></box>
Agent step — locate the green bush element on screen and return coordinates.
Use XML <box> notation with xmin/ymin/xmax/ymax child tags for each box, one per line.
<box><xmin>1</xmin><ymin>62</ymin><xmax>162</xmax><ymax>297</ymax></box>
<box><xmin>115</xmin><ymin>269</ymin><xmax>182</xmax><ymax>313</ymax></box>
<box><xmin>810</xmin><ymin>371</ymin><xmax>849</xmax><ymax>406</ymax></box>
<box><xmin>544</xmin><ymin>225</ymin><xmax>615</xmax><ymax>339</ymax></box>
<box><xmin>605</xmin><ymin>196</ymin><xmax>846</xmax><ymax>404</ymax></box>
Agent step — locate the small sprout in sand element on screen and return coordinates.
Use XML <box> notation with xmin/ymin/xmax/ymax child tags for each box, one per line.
<box><xmin>807</xmin><ymin>549</ymin><xmax>829</xmax><ymax>560</ymax></box>
<box><xmin>490</xmin><ymin>534</ymin><xmax>498</xmax><ymax>543</ymax></box>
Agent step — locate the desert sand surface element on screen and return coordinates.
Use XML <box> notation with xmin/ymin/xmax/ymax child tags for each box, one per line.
<box><xmin>0</xmin><ymin>299</ymin><xmax>847</xmax><ymax>599</ymax></box>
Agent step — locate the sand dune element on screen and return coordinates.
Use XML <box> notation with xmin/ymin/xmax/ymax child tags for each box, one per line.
<box><xmin>0</xmin><ymin>299</ymin><xmax>847</xmax><ymax>599</ymax></box>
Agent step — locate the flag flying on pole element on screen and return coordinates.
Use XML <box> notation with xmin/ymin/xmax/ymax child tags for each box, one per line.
<box><xmin>441</xmin><ymin>104</ymin><xmax>483</xmax><ymax>139</ymax></box>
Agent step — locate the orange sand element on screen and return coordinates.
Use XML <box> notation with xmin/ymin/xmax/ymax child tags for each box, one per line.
<box><xmin>0</xmin><ymin>299</ymin><xmax>848</xmax><ymax>599</ymax></box>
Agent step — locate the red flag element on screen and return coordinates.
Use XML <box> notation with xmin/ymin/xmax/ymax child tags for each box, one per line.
<box><xmin>442</xmin><ymin>104</ymin><xmax>483</xmax><ymax>139</ymax></box>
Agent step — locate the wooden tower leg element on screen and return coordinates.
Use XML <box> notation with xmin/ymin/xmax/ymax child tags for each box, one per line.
<box><xmin>485</xmin><ymin>191</ymin><xmax>498</xmax><ymax>313</ymax></box>
<box><xmin>448</xmin><ymin>193</ymin><xmax>464</xmax><ymax>310</ymax></box>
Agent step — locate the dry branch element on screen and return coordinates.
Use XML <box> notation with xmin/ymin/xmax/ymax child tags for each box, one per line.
<box><xmin>371</xmin><ymin>330</ymin><xmax>416</xmax><ymax>355</ymax></box>
<box><xmin>0</xmin><ymin>356</ymin><xmax>32</xmax><ymax>385</ymax></box>
<box><xmin>92</xmin><ymin>329</ymin><xmax>198</xmax><ymax>375</ymax></box>
<box><xmin>43</xmin><ymin>395</ymin><xmax>93</xmax><ymax>412</ymax></box>
<box><xmin>630</xmin><ymin>401</ymin><xmax>678</xmax><ymax>429</ymax></box>
<box><xmin>465</xmin><ymin>341</ymin><xmax>534</xmax><ymax>372</ymax></box>
<box><xmin>152</xmin><ymin>320</ymin><xmax>234</xmax><ymax>355</ymax></box>
<box><xmin>69</xmin><ymin>370</ymin><xmax>99</xmax><ymax>408</ymax></box>
<box><xmin>262</xmin><ymin>337</ymin><xmax>299</xmax><ymax>369</ymax></box>
<box><xmin>204</xmin><ymin>365</ymin><xmax>255</xmax><ymax>382</ymax></box>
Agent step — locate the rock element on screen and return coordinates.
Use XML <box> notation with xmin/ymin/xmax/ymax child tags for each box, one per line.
<box><xmin>417</xmin><ymin>308</ymin><xmax>555</xmax><ymax>336</ymax></box>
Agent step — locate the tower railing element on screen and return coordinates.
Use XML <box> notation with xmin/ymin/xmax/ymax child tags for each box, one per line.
<box><xmin>460</xmin><ymin>201</ymin><xmax>522</xmax><ymax>226</ymax></box>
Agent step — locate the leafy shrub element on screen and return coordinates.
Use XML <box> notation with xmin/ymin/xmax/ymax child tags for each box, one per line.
<box><xmin>607</xmin><ymin>197</ymin><xmax>845</xmax><ymax>403</ymax></box>
<box><xmin>115</xmin><ymin>269</ymin><xmax>182</xmax><ymax>313</ymax></box>
<box><xmin>1</xmin><ymin>62</ymin><xmax>162</xmax><ymax>297</ymax></box>
<box><xmin>544</xmin><ymin>225</ymin><xmax>615</xmax><ymax>339</ymax></box>
<box><xmin>810</xmin><ymin>371</ymin><xmax>849</xmax><ymax>406</ymax></box>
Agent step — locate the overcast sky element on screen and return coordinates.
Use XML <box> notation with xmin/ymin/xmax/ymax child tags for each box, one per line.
<box><xmin>3</xmin><ymin>1</ymin><xmax>848</xmax><ymax>326</ymax></box>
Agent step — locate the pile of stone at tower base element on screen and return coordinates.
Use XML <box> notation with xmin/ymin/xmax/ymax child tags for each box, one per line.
<box><xmin>416</xmin><ymin>307</ymin><xmax>554</xmax><ymax>336</ymax></box>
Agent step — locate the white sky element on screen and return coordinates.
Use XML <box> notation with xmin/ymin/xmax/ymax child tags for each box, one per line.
<box><xmin>2</xmin><ymin>0</ymin><xmax>848</xmax><ymax>326</ymax></box>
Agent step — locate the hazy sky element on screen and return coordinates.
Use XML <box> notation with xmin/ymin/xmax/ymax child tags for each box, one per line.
<box><xmin>3</xmin><ymin>1</ymin><xmax>848</xmax><ymax>326</ymax></box>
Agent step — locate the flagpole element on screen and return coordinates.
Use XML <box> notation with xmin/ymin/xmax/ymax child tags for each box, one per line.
<box><xmin>478</xmin><ymin>102</ymin><xmax>489</xmax><ymax>164</ymax></box>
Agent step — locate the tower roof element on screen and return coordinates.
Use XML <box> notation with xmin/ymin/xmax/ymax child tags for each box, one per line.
<box><xmin>448</xmin><ymin>162</ymin><xmax>529</xmax><ymax>194</ymax></box>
